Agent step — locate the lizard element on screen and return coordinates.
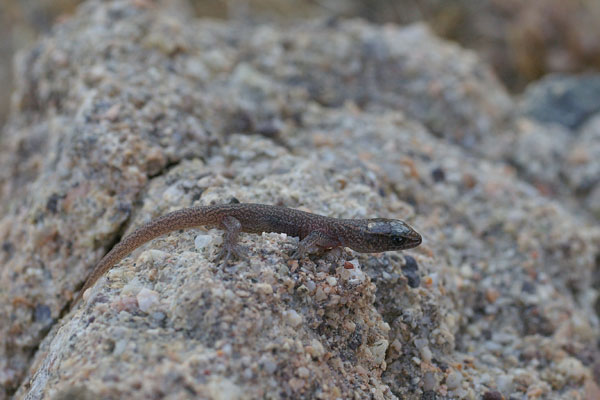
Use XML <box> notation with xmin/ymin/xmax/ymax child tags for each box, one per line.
<box><xmin>73</xmin><ymin>202</ymin><xmax>422</xmax><ymax>305</ymax></box>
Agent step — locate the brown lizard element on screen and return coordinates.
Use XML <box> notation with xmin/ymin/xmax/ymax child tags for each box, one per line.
<box><xmin>73</xmin><ymin>203</ymin><xmax>421</xmax><ymax>305</ymax></box>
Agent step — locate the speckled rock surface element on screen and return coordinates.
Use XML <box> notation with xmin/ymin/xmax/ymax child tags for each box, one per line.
<box><xmin>1</xmin><ymin>1</ymin><xmax>599</xmax><ymax>399</ymax></box>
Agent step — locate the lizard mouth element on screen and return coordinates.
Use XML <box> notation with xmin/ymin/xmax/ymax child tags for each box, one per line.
<box><xmin>405</xmin><ymin>231</ymin><xmax>422</xmax><ymax>248</ymax></box>
<box><xmin>390</xmin><ymin>229</ymin><xmax>422</xmax><ymax>250</ymax></box>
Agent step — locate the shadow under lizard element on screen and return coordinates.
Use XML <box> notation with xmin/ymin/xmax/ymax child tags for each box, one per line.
<box><xmin>73</xmin><ymin>203</ymin><xmax>422</xmax><ymax>305</ymax></box>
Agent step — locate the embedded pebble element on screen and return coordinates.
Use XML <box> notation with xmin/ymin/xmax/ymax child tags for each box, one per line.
<box><xmin>414</xmin><ymin>338</ymin><xmax>428</xmax><ymax>349</ymax></box>
<box><xmin>423</xmin><ymin>372</ymin><xmax>437</xmax><ymax>391</ymax></box>
<box><xmin>446</xmin><ymin>371</ymin><xmax>462</xmax><ymax>390</ymax></box>
<box><xmin>136</xmin><ymin>288</ymin><xmax>159</xmax><ymax>312</ymax></box>
<box><xmin>556</xmin><ymin>357</ymin><xmax>586</xmax><ymax>383</ymax></box>
<box><xmin>307</xmin><ymin>339</ymin><xmax>325</xmax><ymax>358</ymax></box>
<box><xmin>339</xmin><ymin>260</ymin><xmax>365</xmax><ymax>284</ymax></box>
<box><xmin>194</xmin><ymin>234</ymin><xmax>213</xmax><ymax>250</ymax></box>
<box><xmin>255</xmin><ymin>283</ymin><xmax>273</xmax><ymax>295</ymax></box>
<box><xmin>369</xmin><ymin>339</ymin><xmax>389</xmax><ymax>365</ymax></box>
<box><xmin>496</xmin><ymin>374</ymin><xmax>513</xmax><ymax>393</ymax></box>
<box><xmin>420</xmin><ymin>346</ymin><xmax>433</xmax><ymax>363</ymax></box>
<box><xmin>288</xmin><ymin>378</ymin><xmax>305</xmax><ymax>391</ymax></box>
<box><xmin>391</xmin><ymin>339</ymin><xmax>402</xmax><ymax>353</ymax></box>
<box><xmin>162</xmin><ymin>184</ymin><xmax>184</xmax><ymax>203</ymax></box>
<box><xmin>207</xmin><ymin>378</ymin><xmax>244</xmax><ymax>400</ymax></box>
<box><xmin>284</xmin><ymin>310</ymin><xmax>303</xmax><ymax>327</ymax></box>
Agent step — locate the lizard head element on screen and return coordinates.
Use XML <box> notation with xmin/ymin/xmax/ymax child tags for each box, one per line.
<box><xmin>351</xmin><ymin>218</ymin><xmax>422</xmax><ymax>252</ymax></box>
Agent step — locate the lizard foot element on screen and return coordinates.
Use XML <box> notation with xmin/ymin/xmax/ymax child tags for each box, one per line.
<box><xmin>215</xmin><ymin>243</ymin><xmax>249</xmax><ymax>266</ymax></box>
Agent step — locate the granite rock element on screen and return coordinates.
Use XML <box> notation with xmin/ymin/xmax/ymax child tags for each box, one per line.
<box><xmin>0</xmin><ymin>1</ymin><xmax>598</xmax><ymax>399</ymax></box>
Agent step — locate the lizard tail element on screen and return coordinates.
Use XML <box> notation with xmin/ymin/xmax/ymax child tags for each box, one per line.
<box><xmin>72</xmin><ymin>207</ymin><xmax>214</xmax><ymax>307</ymax></box>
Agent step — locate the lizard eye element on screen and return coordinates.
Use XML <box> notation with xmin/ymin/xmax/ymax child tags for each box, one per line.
<box><xmin>392</xmin><ymin>235</ymin><xmax>407</xmax><ymax>245</ymax></box>
<box><xmin>390</xmin><ymin>221</ymin><xmax>422</xmax><ymax>248</ymax></box>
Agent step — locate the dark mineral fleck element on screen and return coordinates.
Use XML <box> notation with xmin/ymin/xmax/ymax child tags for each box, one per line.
<box><xmin>34</xmin><ymin>304</ymin><xmax>52</xmax><ymax>324</ymax></box>
<box><xmin>46</xmin><ymin>193</ymin><xmax>62</xmax><ymax>214</ymax></box>
<box><xmin>402</xmin><ymin>255</ymin><xmax>420</xmax><ymax>288</ymax></box>
<box><xmin>482</xmin><ymin>391</ymin><xmax>504</xmax><ymax>400</ymax></box>
<box><xmin>431</xmin><ymin>167</ymin><xmax>446</xmax><ymax>183</ymax></box>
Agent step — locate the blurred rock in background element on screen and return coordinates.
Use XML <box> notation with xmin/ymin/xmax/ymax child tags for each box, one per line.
<box><xmin>0</xmin><ymin>0</ymin><xmax>78</xmax><ymax>127</ymax></box>
<box><xmin>4</xmin><ymin>0</ymin><xmax>600</xmax><ymax>127</ymax></box>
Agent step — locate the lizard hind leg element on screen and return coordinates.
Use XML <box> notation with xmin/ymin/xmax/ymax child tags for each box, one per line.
<box><xmin>215</xmin><ymin>215</ymin><xmax>249</xmax><ymax>266</ymax></box>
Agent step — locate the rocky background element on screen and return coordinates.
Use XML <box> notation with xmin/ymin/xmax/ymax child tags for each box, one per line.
<box><xmin>0</xmin><ymin>1</ymin><xmax>599</xmax><ymax>399</ymax></box>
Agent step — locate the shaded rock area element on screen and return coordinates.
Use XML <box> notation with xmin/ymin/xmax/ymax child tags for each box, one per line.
<box><xmin>497</xmin><ymin>75</ymin><xmax>600</xmax><ymax>219</ymax></box>
<box><xmin>520</xmin><ymin>75</ymin><xmax>600</xmax><ymax>130</ymax></box>
<box><xmin>0</xmin><ymin>1</ymin><xmax>598</xmax><ymax>399</ymax></box>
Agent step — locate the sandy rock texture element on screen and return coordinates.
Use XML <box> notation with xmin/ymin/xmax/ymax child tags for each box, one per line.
<box><xmin>1</xmin><ymin>1</ymin><xmax>598</xmax><ymax>399</ymax></box>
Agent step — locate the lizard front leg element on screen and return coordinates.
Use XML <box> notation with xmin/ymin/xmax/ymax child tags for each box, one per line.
<box><xmin>215</xmin><ymin>215</ymin><xmax>249</xmax><ymax>265</ymax></box>
<box><xmin>291</xmin><ymin>230</ymin><xmax>340</xmax><ymax>259</ymax></box>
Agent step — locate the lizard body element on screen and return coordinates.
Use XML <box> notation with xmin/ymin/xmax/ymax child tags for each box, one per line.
<box><xmin>74</xmin><ymin>203</ymin><xmax>421</xmax><ymax>304</ymax></box>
